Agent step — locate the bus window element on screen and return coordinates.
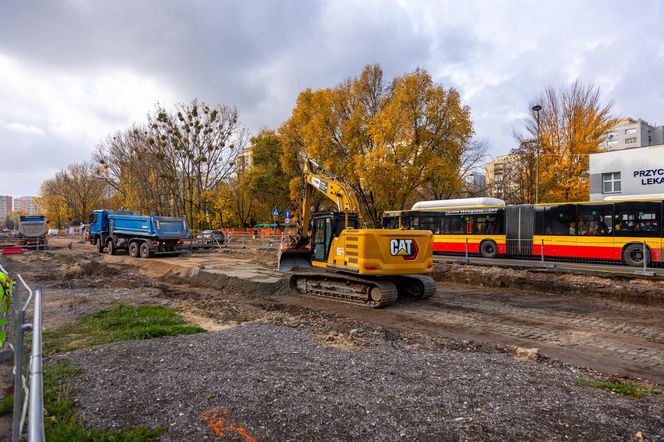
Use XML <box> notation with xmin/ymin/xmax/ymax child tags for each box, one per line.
<box><xmin>442</xmin><ymin>214</ymin><xmax>465</xmax><ymax>234</ymax></box>
<box><xmin>545</xmin><ymin>204</ymin><xmax>576</xmax><ymax>235</ymax></box>
<box><xmin>383</xmin><ymin>216</ymin><xmax>399</xmax><ymax>229</ymax></box>
<box><xmin>474</xmin><ymin>214</ymin><xmax>499</xmax><ymax>234</ymax></box>
<box><xmin>577</xmin><ymin>204</ymin><xmax>612</xmax><ymax>236</ymax></box>
<box><xmin>419</xmin><ymin>214</ymin><xmax>441</xmax><ymax>234</ymax></box>
<box><xmin>614</xmin><ymin>202</ymin><xmax>661</xmax><ymax>237</ymax></box>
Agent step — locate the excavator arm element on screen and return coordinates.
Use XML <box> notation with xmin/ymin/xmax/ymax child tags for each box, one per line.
<box><xmin>299</xmin><ymin>159</ymin><xmax>361</xmax><ymax>239</ymax></box>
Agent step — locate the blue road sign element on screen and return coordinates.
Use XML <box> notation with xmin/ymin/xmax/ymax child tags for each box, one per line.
<box><xmin>272</xmin><ymin>208</ymin><xmax>279</xmax><ymax>217</ymax></box>
<box><xmin>284</xmin><ymin>209</ymin><xmax>291</xmax><ymax>219</ymax></box>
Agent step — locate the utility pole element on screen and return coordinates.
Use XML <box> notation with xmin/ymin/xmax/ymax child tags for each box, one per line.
<box><xmin>532</xmin><ymin>105</ymin><xmax>542</xmax><ymax>204</ymax></box>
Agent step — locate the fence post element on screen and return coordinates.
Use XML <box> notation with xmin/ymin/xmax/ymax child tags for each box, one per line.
<box><xmin>643</xmin><ymin>241</ymin><xmax>647</xmax><ymax>274</ymax></box>
<box><xmin>28</xmin><ymin>286</ymin><xmax>44</xmax><ymax>442</ymax></box>
<box><xmin>540</xmin><ymin>239</ymin><xmax>545</xmax><ymax>266</ymax></box>
<box><xmin>12</xmin><ymin>310</ymin><xmax>28</xmax><ymax>442</ymax></box>
<box><xmin>462</xmin><ymin>238</ymin><xmax>469</xmax><ymax>264</ymax></box>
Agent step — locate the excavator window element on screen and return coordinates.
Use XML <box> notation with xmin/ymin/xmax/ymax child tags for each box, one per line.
<box><xmin>312</xmin><ymin>217</ymin><xmax>331</xmax><ymax>262</ymax></box>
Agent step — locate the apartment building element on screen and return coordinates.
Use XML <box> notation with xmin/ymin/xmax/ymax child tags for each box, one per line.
<box><xmin>14</xmin><ymin>196</ymin><xmax>40</xmax><ymax>215</ymax></box>
<box><xmin>601</xmin><ymin>118</ymin><xmax>664</xmax><ymax>151</ymax></box>
<box><xmin>0</xmin><ymin>195</ymin><xmax>12</xmax><ymax>222</ymax></box>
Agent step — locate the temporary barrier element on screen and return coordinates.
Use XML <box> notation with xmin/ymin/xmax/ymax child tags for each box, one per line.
<box><xmin>0</xmin><ymin>263</ymin><xmax>45</xmax><ymax>442</ymax></box>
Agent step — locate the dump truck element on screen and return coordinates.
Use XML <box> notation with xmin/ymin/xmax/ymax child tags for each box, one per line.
<box><xmin>18</xmin><ymin>215</ymin><xmax>48</xmax><ymax>249</ymax></box>
<box><xmin>88</xmin><ymin>210</ymin><xmax>189</xmax><ymax>258</ymax></box>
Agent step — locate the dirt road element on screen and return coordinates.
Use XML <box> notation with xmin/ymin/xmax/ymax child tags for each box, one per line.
<box><xmin>10</xmin><ymin>238</ymin><xmax>664</xmax><ymax>384</ymax></box>
<box><xmin>2</xmin><ymin>239</ymin><xmax>663</xmax><ymax>439</ymax></box>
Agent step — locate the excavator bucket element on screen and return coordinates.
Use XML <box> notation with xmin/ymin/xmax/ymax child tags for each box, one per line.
<box><xmin>277</xmin><ymin>247</ymin><xmax>312</xmax><ymax>272</ymax></box>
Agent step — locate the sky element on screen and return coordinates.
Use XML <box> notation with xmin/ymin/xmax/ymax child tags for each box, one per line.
<box><xmin>0</xmin><ymin>0</ymin><xmax>663</xmax><ymax>196</ymax></box>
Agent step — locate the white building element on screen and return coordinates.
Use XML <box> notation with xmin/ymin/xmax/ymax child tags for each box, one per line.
<box><xmin>589</xmin><ymin>144</ymin><xmax>664</xmax><ymax>200</ymax></box>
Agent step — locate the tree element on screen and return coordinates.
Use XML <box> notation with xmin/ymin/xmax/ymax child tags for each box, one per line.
<box><xmin>39</xmin><ymin>162</ymin><xmax>108</xmax><ymax>224</ymax></box>
<box><xmin>514</xmin><ymin>80</ymin><xmax>618</xmax><ymax>202</ymax></box>
<box><xmin>95</xmin><ymin>101</ymin><xmax>247</xmax><ymax>227</ymax></box>
<box><xmin>279</xmin><ymin>64</ymin><xmax>474</xmax><ymax>225</ymax></box>
<box><xmin>245</xmin><ymin>130</ymin><xmax>291</xmax><ymax>221</ymax></box>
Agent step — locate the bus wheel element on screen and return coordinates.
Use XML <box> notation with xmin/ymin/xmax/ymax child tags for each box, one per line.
<box><xmin>623</xmin><ymin>244</ymin><xmax>650</xmax><ymax>267</ymax></box>
<box><xmin>128</xmin><ymin>241</ymin><xmax>139</xmax><ymax>258</ymax></box>
<box><xmin>480</xmin><ymin>240</ymin><xmax>498</xmax><ymax>258</ymax></box>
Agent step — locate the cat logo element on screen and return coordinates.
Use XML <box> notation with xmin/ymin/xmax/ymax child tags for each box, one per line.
<box><xmin>389</xmin><ymin>238</ymin><xmax>418</xmax><ymax>260</ymax></box>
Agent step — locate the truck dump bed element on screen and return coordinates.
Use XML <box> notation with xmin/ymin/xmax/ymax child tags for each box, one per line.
<box><xmin>108</xmin><ymin>214</ymin><xmax>188</xmax><ymax>239</ymax></box>
<box><xmin>18</xmin><ymin>216</ymin><xmax>48</xmax><ymax>239</ymax></box>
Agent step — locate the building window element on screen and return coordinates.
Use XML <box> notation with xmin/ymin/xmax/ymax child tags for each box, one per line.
<box><xmin>625</xmin><ymin>137</ymin><xmax>637</xmax><ymax>144</ymax></box>
<box><xmin>602</xmin><ymin>172</ymin><xmax>621</xmax><ymax>194</ymax></box>
<box><xmin>625</xmin><ymin>128</ymin><xmax>637</xmax><ymax>135</ymax></box>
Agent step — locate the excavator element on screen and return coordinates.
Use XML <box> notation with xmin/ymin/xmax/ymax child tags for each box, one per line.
<box><xmin>277</xmin><ymin>159</ymin><xmax>437</xmax><ymax>307</ymax></box>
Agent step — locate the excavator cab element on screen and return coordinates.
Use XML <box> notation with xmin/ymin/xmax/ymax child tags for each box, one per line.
<box><xmin>277</xmin><ymin>212</ymin><xmax>358</xmax><ymax>272</ymax></box>
<box><xmin>310</xmin><ymin>212</ymin><xmax>359</xmax><ymax>264</ymax></box>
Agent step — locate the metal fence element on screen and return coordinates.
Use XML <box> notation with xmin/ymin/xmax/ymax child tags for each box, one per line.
<box><xmin>0</xmin><ymin>263</ymin><xmax>45</xmax><ymax>442</ymax></box>
<box><xmin>442</xmin><ymin>237</ymin><xmax>656</xmax><ymax>276</ymax></box>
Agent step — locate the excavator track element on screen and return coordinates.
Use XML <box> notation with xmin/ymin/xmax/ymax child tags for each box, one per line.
<box><xmin>289</xmin><ymin>271</ymin><xmax>399</xmax><ymax>308</ymax></box>
<box><xmin>393</xmin><ymin>274</ymin><xmax>437</xmax><ymax>299</ymax></box>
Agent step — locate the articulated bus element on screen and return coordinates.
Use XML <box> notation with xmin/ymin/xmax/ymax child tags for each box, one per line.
<box><xmin>383</xmin><ymin>197</ymin><xmax>664</xmax><ymax>267</ymax></box>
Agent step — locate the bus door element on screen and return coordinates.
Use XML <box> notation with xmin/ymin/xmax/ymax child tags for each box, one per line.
<box><xmin>540</xmin><ymin>204</ymin><xmax>577</xmax><ymax>258</ymax></box>
<box><xmin>576</xmin><ymin>203</ymin><xmax>616</xmax><ymax>261</ymax></box>
<box><xmin>505</xmin><ymin>205</ymin><xmax>534</xmax><ymax>257</ymax></box>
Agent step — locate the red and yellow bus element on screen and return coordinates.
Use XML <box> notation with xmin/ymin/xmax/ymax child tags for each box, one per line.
<box><xmin>383</xmin><ymin>197</ymin><xmax>663</xmax><ymax>267</ymax></box>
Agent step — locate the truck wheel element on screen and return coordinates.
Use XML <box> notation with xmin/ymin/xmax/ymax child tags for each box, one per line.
<box><xmin>97</xmin><ymin>237</ymin><xmax>104</xmax><ymax>253</ymax></box>
<box><xmin>623</xmin><ymin>243</ymin><xmax>650</xmax><ymax>267</ymax></box>
<box><xmin>480</xmin><ymin>240</ymin><xmax>498</xmax><ymax>258</ymax></box>
<box><xmin>107</xmin><ymin>239</ymin><xmax>116</xmax><ymax>255</ymax></box>
<box><xmin>128</xmin><ymin>242</ymin><xmax>138</xmax><ymax>258</ymax></box>
<box><xmin>139</xmin><ymin>241</ymin><xmax>151</xmax><ymax>258</ymax></box>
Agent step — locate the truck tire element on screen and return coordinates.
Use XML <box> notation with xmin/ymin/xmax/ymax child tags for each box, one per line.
<box><xmin>107</xmin><ymin>239</ymin><xmax>116</xmax><ymax>255</ymax></box>
<box><xmin>139</xmin><ymin>241</ymin><xmax>151</xmax><ymax>258</ymax></box>
<box><xmin>97</xmin><ymin>237</ymin><xmax>104</xmax><ymax>253</ymax></box>
<box><xmin>623</xmin><ymin>243</ymin><xmax>650</xmax><ymax>267</ymax></box>
<box><xmin>128</xmin><ymin>241</ymin><xmax>139</xmax><ymax>258</ymax></box>
<box><xmin>480</xmin><ymin>240</ymin><xmax>498</xmax><ymax>258</ymax></box>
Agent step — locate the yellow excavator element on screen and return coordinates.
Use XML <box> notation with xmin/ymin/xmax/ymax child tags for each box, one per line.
<box><xmin>277</xmin><ymin>159</ymin><xmax>436</xmax><ymax>307</ymax></box>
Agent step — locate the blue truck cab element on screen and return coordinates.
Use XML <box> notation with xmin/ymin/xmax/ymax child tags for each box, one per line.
<box><xmin>89</xmin><ymin>210</ymin><xmax>189</xmax><ymax>258</ymax></box>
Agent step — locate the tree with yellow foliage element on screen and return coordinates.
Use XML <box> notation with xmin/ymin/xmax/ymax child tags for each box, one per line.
<box><xmin>514</xmin><ymin>80</ymin><xmax>617</xmax><ymax>202</ymax></box>
<box><xmin>279</xmin><ymin>64</ymin><xmax>474</xmax><ymax>225</ymax></box>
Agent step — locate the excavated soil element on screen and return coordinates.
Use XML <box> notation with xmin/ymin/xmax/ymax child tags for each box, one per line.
<box><xmin>1</xmin><ymin>240</ymin><xmax>663</xmax><ymax>440</ymax></box>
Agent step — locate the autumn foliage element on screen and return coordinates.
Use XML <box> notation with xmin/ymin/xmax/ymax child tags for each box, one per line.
<box><xmin>279</xmin><ymin>64</ymin><xmax>475</xmax><ymax>225</ymax></box>
<box><xmin>512</xmin><ymin>81</ymin><xmax>617</xmax><ymax>203</ymax></box>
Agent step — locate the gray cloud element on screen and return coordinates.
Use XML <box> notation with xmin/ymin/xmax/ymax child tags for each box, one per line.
<box><xmin>0</xmin><ymin>0</ymin><xmax>662</xmax><ymax>195</ymax></box>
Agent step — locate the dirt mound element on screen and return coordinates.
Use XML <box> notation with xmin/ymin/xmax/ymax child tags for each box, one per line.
<box><xmin>433</xmin><ymin>263</ymin><xmax>664</xmax><ymax>304</ymax></box>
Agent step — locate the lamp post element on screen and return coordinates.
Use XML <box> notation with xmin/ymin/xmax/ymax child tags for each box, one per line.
<box><xmin>532</xmin><ymin>105</ymin><xmax>542</xmax><ymax>204</ymax></box>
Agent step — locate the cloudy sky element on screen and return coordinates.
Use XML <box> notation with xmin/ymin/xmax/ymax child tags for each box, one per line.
<box><xmin>1</xmin><ymin>0</ymin><xmax>663</xmax><ymax>196</ymax></box>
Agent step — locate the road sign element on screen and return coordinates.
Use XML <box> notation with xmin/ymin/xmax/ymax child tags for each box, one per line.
<box><xmin>284</xmin><ymin>217</ymin><xmax>291</xmax><ymax>224</ymax></box>
<box><xmin>272</xmin><ymin>208</ymin><xmax>279</xmax><ymax>217</ymax></box>
<box><xmin>284</xmin><ymin>209</ymin><xmax>291</xmax><ymax>219</ymax></box>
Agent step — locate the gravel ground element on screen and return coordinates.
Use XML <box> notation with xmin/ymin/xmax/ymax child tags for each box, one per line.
<box><xmin>51</xmin><ymin>324</ymin><xmax>663</xmax><ymax>441</ymax></box>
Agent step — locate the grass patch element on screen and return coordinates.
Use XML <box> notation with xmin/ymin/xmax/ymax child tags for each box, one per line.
<box><xmin>44</xmin><ymin>361</ymin><xmax>164</xmax><ymax>441</ymax></box>
<box><xmin>577</xmin><ymin>376</ymin><xmax>663</xmax><ymax>399</ymax></box>
<box><xmin>43</xmin><ymin>304</ymin><xmax>205</xmax><ymax>354</ymax></box>
<box><xmin>0</xmin><ymin>392</ymin><xmax>13</xmax><ymax>416</ymax></box>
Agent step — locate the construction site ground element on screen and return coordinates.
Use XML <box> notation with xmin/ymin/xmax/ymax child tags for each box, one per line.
<box><xmin>1</xmin><ymin>237</ymin><xmax>663</xmax><ymax>440</ymax></box>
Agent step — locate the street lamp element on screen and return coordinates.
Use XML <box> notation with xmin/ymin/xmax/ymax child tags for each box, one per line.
<box><xmin>532</xmin><ymin>105</ymin><xmax>542</xmax><ymax>204</ymax></box>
